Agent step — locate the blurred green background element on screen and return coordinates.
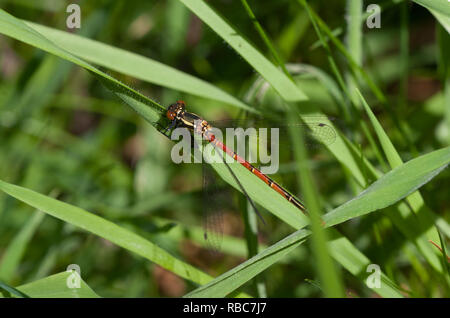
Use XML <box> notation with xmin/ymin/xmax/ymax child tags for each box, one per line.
<box><xmin>0</xmin><ymin>0</ymin><xmax>449</xmax><ymax>297</ymax></box>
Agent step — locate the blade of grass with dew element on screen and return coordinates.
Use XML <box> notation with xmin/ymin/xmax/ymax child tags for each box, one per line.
<box><xmin>187</xmin><ymin>146</ymin><xmax>449</xmax><ymax>297</ymax></box>
<box><xmin>0</xmin><ymin>210</ymin><xmax>45</xmax><ymax>282</ymax></box>
<box><xmin>358</xmin><ymin>89</ymin><xmax>446</xmax><ymax>273</ymax></box>
<box><xmin>178</xmin><ymin>0</ymin><xmax>307</xmax><ymax>102</ymax></box>
<box><xmin>0</xmin><ymin>9</ymin><xmax>165</xmax><ymax>126</ymax></box>
<box><xmin>0</xmin><ymin>179</ymin><xmax>218</xmax><ymax>289</ymax></box>
<box><xmin>1</xmin><ymin>272</ymin><xmax>99</xmax><ymax>298</ymax></box>
<box><xmin>288</xmin><ymin>107</ymin><xmax>344</xmax><ymax>297</ymax></box>
<box><xmin>23</xmin><ymin>21</ymin><xmax>255</xmax><ymax>113</ymax></box>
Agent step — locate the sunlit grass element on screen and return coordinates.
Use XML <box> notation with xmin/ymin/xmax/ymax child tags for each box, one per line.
<box><xmin>0</xmin><ymin>0</ymin><xmax>449</xmax><ymax>298</ymax></box>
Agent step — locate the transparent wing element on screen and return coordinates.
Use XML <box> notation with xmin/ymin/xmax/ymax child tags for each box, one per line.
<box><xmin>208</xmin><ymin>116</ymin><xmax>337</xmax><ymax>148</ymax></box>
<box><xmin>202</xmin><ymin>161</ymin><xmax>228</xmax><ymax>254</ymax></box>
<box><xmin>198</xmin><ymin>115</ymin><xmax>339</xmax><ymax>253</ymax></box>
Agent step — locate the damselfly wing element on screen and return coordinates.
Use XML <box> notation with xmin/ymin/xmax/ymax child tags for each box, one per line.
<box><xmin>197</xmin><ymin>116</ymin><xmax>337</xmax><ymax>253</ymax></box>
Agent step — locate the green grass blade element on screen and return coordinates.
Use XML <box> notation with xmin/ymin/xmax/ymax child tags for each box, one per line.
<box><xmin>345</xmin><ymin>0</ymin><xmax>363</xmax><ymax>106</ymax></box>
<box><xmin>358</xmin><ymin>89</ymin><xmax>446</xmax><ymax>273</ymax></box>
<box><xmin>2</xmin><ymin>1</ymin><xmax>374</xmax><ymax>215</ymax></box>
<box><xmin>190</xmin><ymin>145</ymin><xmax>448</xmax><ymax>298</ymax></box>
<box><xmin>0</xmin><ymin>210</ymin><xmax>45</xmax><ymax>282</ymax></box>
<box><xmin>323</xmin><ymin>146</ymin><xmax>450</xmax><ymax>227</ymax></box>
<box><xmin>0</xmin><ymin>9</ymin><xmax>165</xmax><ymax>126</ymax></box>
<box><xmin>358</xmin><ymin>90</ymin><xmax>403</xmax><ymax>168</ymax></box>
<box><xmin>207</xmin><ymin>161</ymin><xmax>309</xmax><ymax>230</ymax></box>
<box><xmin>7</xmin><ymin>272</ymin><xmax>99</xmax><ymax>298</ymax></box>
<box><xmin>0</xmin><ymin>179</ymin><xmax>213</xmax><ymax>287</ymax></box>
<box><xmin>0</xmin><ymin>280</ymin><xmax>30</xmax><ymax>298</ymax></box>
<box><xmin>326</xmin><ymin>231</ymin><xmax>404</xmax><ymax>298</ymax></box>
<box><xmin>239</xmin><ymin>0</ymin><xmax>292</xmax><ymax>80</ymax></box>
<box><xmin>288</xmin><ymin>107</ymin><xmax>344</xmax><ymax>297</ymax></box>
<box><xmin>184</xmin><ymin>229</ymin><xmax>311</xmax><ymax>297</ymax></box>
<box><xmin>178</xmin><ymin>0</ymin><xmax>308</xmax><ymax>102</ymax></box>
<box><xmin>185</xmin><ymin>227</ymin><xmax>404</xmax><ymax>298</ymax></box>
<box><xmin>438</xmin><ymin>23</ymin><xmax>450</xmax><ymax>145</ymax></box>
<box><xmin>413</xmin><ymin>0</ymin><xmax>450</xmax><ymax>18</ymax></box>
<box><xmin>430</xmin><ymin>9</ymin><xmax>450</xmax><ymax>34</ymax></box>
<box><xmin>24</xmin><ymin>21</ymin><xmax>255</xmax><ymax>113</ymax></box>
<box><xmin>297</xmin><ymin>0</ymin><xmax>386</xmax><ymax>103</ymax></box>
<box><xmin>309</xmin><ymin>0</ymin><xmax>404</xmax><ymax>50</ymax></box>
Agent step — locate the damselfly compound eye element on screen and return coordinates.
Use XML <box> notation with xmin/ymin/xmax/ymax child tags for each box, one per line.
<box><xmin>167</xmin><ymin>110</ymin><xmax>176</xmax><ymax>120</ymax></box>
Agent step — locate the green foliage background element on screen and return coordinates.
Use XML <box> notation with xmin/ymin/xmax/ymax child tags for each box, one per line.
<box><xmin>0</xmin><ymin>0</ymin><xmax>449</xmax><ymax>298</ymax></box>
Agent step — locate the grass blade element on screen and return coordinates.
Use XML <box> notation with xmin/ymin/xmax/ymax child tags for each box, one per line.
<box><xmin>288</xmin><ymin>107</ymin><xmax>344</xmax><ymax>297</ymax></box>
<box><xmin>0</xmin><ymin>9</ymin><xmax>165</xmax><ymax>126</ymax></box>
<box><xmin>4</xmin><ymin>272</ymin><xmax>99</xmax><ymax>298</ymax></box>
<box><xmin>24</xmin><ymin>21</ymin><xmax>255</xmax><ymax>113</ymax></box>
<box><xmin>0</xmin><ymin>179</ymin><xmax>213</xmax><ymax>287</ymax></box>
<box><xmin>0</xmin><ymin>280</ymin><xmax>30</xmax><ymax>298</ymax></box>
<box><xmin>178</xmin><ymin>0</ymin><xmax>307</xmax><ymax>102</ymax></box>
<box><xmin>188</xmin><ymin>146</ymin><xmax>448</xmax><ymax>297</ymax></box>
<box><xmin>323</xmin><ymin>146</ymin><xmax>450</xmax><ymax>227</ymax></box>
<box><xmin>0</xmin><ymin>210</ymin><xmax>45</xmax><ymax>282</ymax></box>
<box><xmin>358</xmin><ymin>89</ymin><xmax>447</xmax><ymax>273</ymax></box>
<box><xmin>184</xmin><ymin>229</ymin><xmax>311</xmax><ymax>297</ymax></box>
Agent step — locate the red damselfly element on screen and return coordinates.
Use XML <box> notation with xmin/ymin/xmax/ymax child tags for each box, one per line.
<box><xmin>163</xmin><ymin>100</ymin><xmax>336</xmax><ymax>252</ymax></box>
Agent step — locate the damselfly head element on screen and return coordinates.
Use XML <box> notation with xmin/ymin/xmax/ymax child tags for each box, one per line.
<box><xmin>166</xmin><ymin>100</ymin><xmax>186</xmax><ymax>120</ymax></box>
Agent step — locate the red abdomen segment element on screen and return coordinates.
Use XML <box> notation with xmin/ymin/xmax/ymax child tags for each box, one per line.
<box><xmin>204</xmin><ymin>132</ymin><xmax>307</xmax><ymax>214</ymax></box>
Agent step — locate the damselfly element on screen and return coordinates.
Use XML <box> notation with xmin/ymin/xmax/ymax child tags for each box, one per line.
<box><xmin>163</xmin><ymin>100</ymin><xmax>336</xmax><ymax>252</ymax></box>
